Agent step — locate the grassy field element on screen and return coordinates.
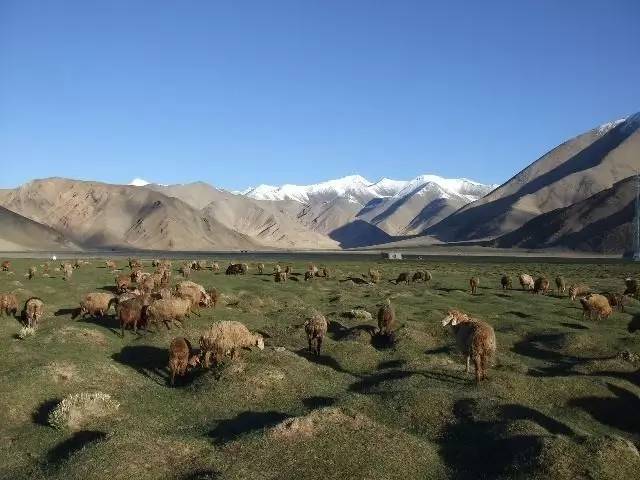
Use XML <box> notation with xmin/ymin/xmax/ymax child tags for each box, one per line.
<box><xmin>1</xmin><ymin>256</ymin><xmax>639</xmax><ymax>479</ymax></box>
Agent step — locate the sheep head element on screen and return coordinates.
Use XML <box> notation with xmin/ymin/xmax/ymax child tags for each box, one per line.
<box><xmin>442</xmin><ymin>309</ymin><xmax>467</xmax><ymax>326</ymax></box>
<box><xmin>255</xmin><ymin>335</ymin><xmax>265</xmax><ymax>350</ymax></box>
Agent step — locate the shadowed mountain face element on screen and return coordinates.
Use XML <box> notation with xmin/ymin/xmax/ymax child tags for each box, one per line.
<box><xmin>426</xmin><ymin>113</ymin><xmax>640</xmax><ymax>242</ymax></box>
<box><xmin>329</xmin><ymin>220</ymin><xmax>394</xmax><ymax>248</ymax></box>
<box><xmin>493</xmin><ymin>176</ymin><xmax>638</xmax><ymax>253</ymax></box>
<box><xmin>0</xmin><ymin>205</ymin><xmax>79</xmax><ymax>251</ymax></box>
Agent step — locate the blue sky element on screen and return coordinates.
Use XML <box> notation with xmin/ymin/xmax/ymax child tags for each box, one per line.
<box><xmin>1</xmin><ymin>1</ymin><xmax>638</xmax><ymax>190</ymax></box>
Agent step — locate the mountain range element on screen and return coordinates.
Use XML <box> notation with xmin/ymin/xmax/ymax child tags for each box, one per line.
<box><xmin>0</xmin><ymin>112</ymin><xmax>638</xmax><ymax>254</ymax></box>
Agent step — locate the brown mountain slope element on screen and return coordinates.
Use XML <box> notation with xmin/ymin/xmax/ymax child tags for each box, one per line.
<box><xmin>0</xmin><ymin>205</ymin><xmax>79</xmax><ymax>251</ymax></box>
<box><xmin>0</xmin><ymin>178</ymin><xmax>257</xmax><ymax>251</ymax></box>
<box><xmin>426</xmin><ymin>113</ymin><xmax>640</xmax><ymax>241</ymax></box>
<box><xmin>493</xmin><ymin>175</ymin><xmax>638</xmax><ymax>253</ymax></box>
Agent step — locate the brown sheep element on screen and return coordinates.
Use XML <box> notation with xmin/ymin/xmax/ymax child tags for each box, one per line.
<box><xmin>603</xmin><ymin>292</ymin><xmax>627</xmax><ymax>312</ymax></box>
<box><xmin>115</xmin><ymin>275</ymin><xmax>131</xmax><ymax>293</ymax></box>
<box><xmin>1</xmin><ymin>260</ymin><xmax>11</xmax><ymax>271</ymax></box>
<box><xmin>199</xmin><ymin>321</ymin><xmax>264</xmax><ymax>368</ymax></box>
<box><xmin>151</xmin><ymin>288</ymin><xmax>172</xmax><ymax>300</ymax></box>
<box><xmin>175</xmin><ymin>281</ymin><xmax>211</xmax><ymax>308</ymax></box>
<box><xmin>226</xmin><ymin>264</ymin><xmax>242</xmax><ymax>275</ymax></box>
<box><xmin>284</xmin><ymin>265</ymin><xmax>292</xmax><ymax>275</ymax></box>
<box><xmin>377</xmin><ymin>299</ymin><xmax>396</xmax><ymax>335</ymax></box>
<box><xmin>533</xmin><ymin>276</ymin><xmax>550</xmax><ymax>294</ymax></box>
<box><xmin>146</xmin><ymin>297</ymin><xmax>193</xmax><ymax>331</ymax></box>
<box><xmin>304</xmin><ymin>313</ymin><xmax>328</xmax><ymax>356</ymax></box>
<box><xmin>23</xmin><ymin>297</ymin><xmax>44</xmax><ymax>328</ymax></box>
<box><xmin>569</xmin><ymin>284</ymin><xmax>591</xmax><ymax>301</ymax></box>
<box><xmin>555</xmin><ymin>276</ymin><xmax>566</xmax><ymax>295</ymax></box>
<box><xmin>580</xmin><ymin>293</ymin><xmax>613</xmax><ymax>320</ymax></box>
<box><xmin>500</xmin><ymin>275</ymin><xmax>512</xmax><ymax>290</ymax></box>
<box><xmin>0</xmin><ymin>293</ymin><xmax>19</xmax><ymax>316</ymax></box>
<box><xmin>28</xmin><ymin>266</ymin><xmax>37</xmax><ymax>280</ymax></box>
<box><xmin>140</xmin><ymin>274</ymin><xmax>156</xmax><ymax>294</ymax></box>
<box><xmin>257</xmin><ymin>263</ymin><xmax>265</xmax><ymax>274</ymax></box>
<box><xmin>117</xmin><ymin>295</ymin><xmax>150</xmax><ymax>336</ymax></box>
<box><xmin>624</xmin><ymin>278</ymin><xmax>638</xmax><ymax>298</ymax></box>
<box><xmin>469</xmin><ymin>277</ymin><xmax>480</xmax><ymax>295</ymax></box>
<box><xmin>76</xmin><ymin>292</ymin><xmax>116</xmax><ymax>319</ymax></box>
<box><xmin>128</xmin><ymin>258</ymin><xmax>142</xmax><ymax>270</ymax></box>
<box><xmin>168</xmin><ymin>337</ymin><xmax>200</xmax><ymax>385</ymax></box>
<box><xmin>395</xmin><ymin>272</ymin><xmax>410</xmax><ymax>285</ymax></box>
<box><xmin>412</xmin><ymin>271</ymin><xmax>426</xmax><ymax>283</ymax></box>
<box><xmin>519</xmin><ymin>274</ymin><xmax>534</xmax><ymax>291</ymax></box>
<box><xmin>105</xmin><ymin>260</ymin><xmax>117</xmax><ymax>270</ymax></box>
<box><xmin>275</xmin><ymin>271</ymin><xmax>287</xmax><ymax>283</ymax></box>
<box><xmin>442</xmin><ymin>309</ymin><xmax>496</xmax><ymax>382</ymax></box>
<box><xmin>304</xmin><ymin>271</ymin><xmax>314</xmax><ymax>282</ymax></box>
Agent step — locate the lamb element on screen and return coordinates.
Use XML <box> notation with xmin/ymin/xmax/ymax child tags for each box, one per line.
<box><xmin>369</xmin><ymin>269</ymin><xmax>381</xmax><ymax>284</ymax></box>
<box><xmin>28</xmin><ymin>266</ymin><xmax>37</xmax><ymax>280</ymax></box>
<box><xmin>304</xmin><ymin>313</ymin><xmax>328</xmax><ymax>356</ymax></box>
<box><xmin>62</xmin><ymin>263</ymin><xmax>73</xmax><ymax>281</ymax></box>
<box><xmin>199</xmin><ymin>320</ymin><xmax>264</xmax><ymax>368</ymax></box>
<box><xmin>555</xmin><ymin>276</ymin><xmax>566</xmax><ymax>295</ymax></box>
<box><xmin>257</xmin><ymin>263</ymin><xmax>265</xmax><ymax>274</ymax></box>
<box><xmin>624</xmin><ymin>278</ymin><xmax>638</xmax><ymax>297</ymax></box>
<box><xmin>0</xmin><ymin>293</ymin><xmax>18</xmax><ymax>316</ymax></box>
<box><xmin>500</xmin><ymin>275</ymin><xmax>512</xmax><ymax>290</ymax></box>
<box><xmin>569</xmin><ymin>284</ymin><xmax>591</xmax><ymax>301</ymax></box>
<box><xmin>116</xmin><ymin>295</ymin><xmax>150</xmax><ymax>336</ymax></box>
<box><xmin>105</xmin><ymin>260</ymin><xmax>117</xmax><ymax>270</ymax></box>
<box><xmin>395</xmin><ymin>272</ymin><xmax>410</xmax><ymax>285</ymax></box>
<box><xmin>76</xmin><ymin>292</ymin><xmax>116</xmax><ymax>319</ymax></box>
<box><xmin>146</xmin><ymin>297</ymin><xmax>193</xmax><ymax>331</ymax></box>
<box><xmin>168</xmin><ymin>337</ymin><xmax>200</xmax><ymax>385</ymax></box>
<box><xmin>23</xmin><ymin>297</ymin><xmax>45</xmax><ymax>328</ymax></box>
<box><xmin>377</xmin><ymin>299</ymin><xmax>396</xmax><ymax>335</ymax></box>
<box><xmin>140</xmin><ymin>274</ymin><xmax>156</xmax><ymax>294</ymax></box>
<box><xmin>115</xmin><ymin>275</ymin><xmax>131</xmax><ymax>293</ymax></box>
<box><xmin>469</xmin><ymin>277</ymin><xmax>480</xmax><ymax>295</ymax></box>
<box><xmin>533</xmin><ymin>276</ymin><xmax>550</xmax><ymax>294</ymax></box>
<box><xmin>304</xmin><ymin>271</ymin><xmax>314</xmax><ymax>282</ymax></box>
<box><xmin>579</xmin><ymin>293</ymin><xmax>613</xmax><ymax>320</ymax></box>
<box><xmin>441</xmin><ymin>309</ymin><xmax>496</xmax><ymax>382</ymax></box>
<box><xmin>519</xmin><ymin>274</ymin><xmax>534</xmax><ymax>291</ymax></box>
<box><xmin>1</xmin><ymin>260</ymin><xmax>11</xmax><ymax>271</ymax></box>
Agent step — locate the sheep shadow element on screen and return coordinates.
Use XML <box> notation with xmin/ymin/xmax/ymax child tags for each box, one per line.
<box><xmin>559</xmin><ymin>322</ymin><xmax>589</xmax><ymax>330</ymax></box>
<box><xmin>46</xmin><ymin>430</ymin><xmax>107</xmax><ymax>466</ymax></box>
<box><xmin>33</xmin><ymin>398</ymin><xmax>62</xmax><ymax>426</ymax></box>
<box><xmin>370</xmin><ymin>332</ymin><xmax>396</xmax><ymax>350</ymax></box>
<box><xmin>301</xmin><ymin>396</ymin><xmax>336</xmax><ymax>409</ymax></box>
<box><xmin>493</xmin><ymin>293</ymin><xmax>512</xmax><ymax>299</ymax></box>
<box><xmin>424</xmin><ymin>346</ymin><xmax>452</xmax><ymax>355</ymax></box>
<box><xmin>98</xmin><ymin>285</ymin><xmax>118</xmax><ymax>293</ymax></box>
<box><xmin>567</xmin><ymin>382</ymin><xmax>640</xmax><ymax>433</ymax></box>
<box><xmin>349</xmin><ymin>369</ymin><xmax>416</xmax><ymax>394</ymax></box>
<box><xmin>54</xmin><ymin>308</ymin><xmax>78</xmax><ymax>317</ymax></box>
<box><xmin>112</xmin><ymin>345</ymin><xmax>167</xmax><ymax>383</ymax></box>
<box><xmin>180</xmin><ymin>470</ymin><xmax>222</xmax><ymax>480</ymax></box>
<box><xmin>294</xmin><ymin>348</ymin><xmax>350</xmax><ymax>374</ymax></box>
<box><xmin>628</xmin><ymin>314</ymin><xmax>640</xmax><ymax>333</ymax></box>
<box><xmin>377</xmin><ymin>359</ymin><xmax>405</xmax><ymax>370</ymax></box>
<box><xmin>437</xmin><ymin>399</ymin><xmax>553</xmax><ymax>479</ymax></box>
<box><xmin>208</xmin><ymin>411</ymin><xmax>291</xmax><ymax>445</ymax></box>
<box><xmin>505</xmin><ymin>310</ymin><xmax>532</xmax><ymax>319</ymax></box>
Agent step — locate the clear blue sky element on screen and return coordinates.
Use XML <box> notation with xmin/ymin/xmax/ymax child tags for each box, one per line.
<box><xmin>1</xmin><ymin>1</ymin><xmax>638</xmax><ymax>190</ymax></box>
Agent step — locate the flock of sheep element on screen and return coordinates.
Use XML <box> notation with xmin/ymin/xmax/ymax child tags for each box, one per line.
<box><xmin>0</xmin><ymin>258</ymin><xmax>638</xmax><ymax>385</ymax></box>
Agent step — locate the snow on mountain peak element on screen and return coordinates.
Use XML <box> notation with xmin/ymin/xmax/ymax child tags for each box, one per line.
<box><xmin>597</xmin><ymin>118</ymin><xmax>627</xmax><ymax>135</ymax></box>
<box><xmin>129</xmin><ymin>178</ymin><xmax>151</xmax><ymax>186</ymax></box>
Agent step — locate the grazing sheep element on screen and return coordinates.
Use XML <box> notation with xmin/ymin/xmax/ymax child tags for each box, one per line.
<box><xmin>500</xmin><ymin>275</ymin><xmax>512</xmax><ymax>290</ymax></box>
<box><xmin>412</xmin><ymin>271</ymin><xmax>427</xmax><ymax>283</ymax></box>
<box><xmin>569</xmin><ymin>284</ymin><xmax>591</xmax><ymax>301</ymax></box>
<box><xmin>199</xmin><ymin>321</ymin><xmax>264</xmax><ymax>368</ymax></box>
<box><xmin>179</xmin><ymin>265</ymin><xmax>191</xmax><ymax>279</ymax></box>
<box><xmin>519</xmin><ymin>274</ymin><xmax>534</xmax><ymax>291</ymax></box>
<box><xmin>128</xmin><ymin>258</ymin><xmax>142</xmax><ymax>270</ymax></box>
<box><xmin>304</xmin><ymin>313</ymin><xmax>328</xmax><ymax>355</ymax></box>
<box><xmin>116</xmin><ymin>289</ymin><xmax>143</xmax><ymax>304</ymax></box>
<box><xmin>377</xmin><ymin>299</ymin><xmax>396</xmax><ymax>335</ymax></box>
<box><xmin>533</xmin><ymin>276</ymin><xmax>550</xmax><ymax>294</ymax></box>
<box><xmin>140</xmin><ymin>274</ymin><xmax>156</xmax><ymax>294</ymax></box>
<box><xmin>275</xmin><ymin>271</ymin><xmax>287</xmax><ymax>283</ymax></box>
<box><xmin>274</xmin><ymin>264</ymin><xmax>282</xmax><ymax>274</ymax></box>
<box><xmin>240</xmin><ymin>263</ymin><xmax>249</xmax><ymax>275</ymax></box>
<box><xmin>321</xmin><ymin>267</ymin><xmax>330</xmax><ymax>278</ymax></box>
<box><xmin>424</xmin><ymin>271</ymin><xmax>433</xmax><ymax>284</ymax></box>
<box><xmin>469</xmin><ymin>277</ymin><xmax>480</xmax><ymax>295</ymax></box>
<box><xmin>369</xmin><ymin>269</ymin><xmax>381</xmax><ymax>284</ymax></box>
<box><xmin>76</xmin><ymin>292</ymin><xmax>116</xmax><ymax>319</ymax></box>
<box><xmin>168</xmin><ymin>337</ymin><xmax>200</xmax><ymax>385</ymax></box>
<box><xmin>151</xmin><ymin>288</ymin><xmax>172</xmax><ymax>300</ymax></box>
<box><xmin>603</xmin><ymin>292</ymin><xmax>627</xmax><ymax>312</ymax></box>
<box><xmin>579</xmin><ymin>293</ymin><xmax>613</xmax><ymax>320</ymax></box>
<box><xmin>442</xmin><ymin>309</ymin><xmax>496</xmax><ymax>382</ymax></box>
<box><xmin>115</xmin><ymin>275</ymin><xmax>131</xmax><ymax>293</ymax></box>
<box><xmin>175</xmin><ymin>281</ymin><xmax>211</xmax><ymax>308</ymax></box>
<box><xmin>151</xmin><ymin>259</ymin><xmax>160</xmax><ymax>267</ymax></box>
<box><xmin>0</xmin><ymin>293</ymin><xmax>19</xmax><ymax>316</ymax></box>
<box><xmin>284</xmin><ymin>265</ymin><xmax>292</xmax><ymax>275</ymax></box>
<box><xmin>62</xmin><ymin>263</ymin><xmax>73</xmax><ymax>281</ymax></box>
<box><xmin>308</xmin><ymin>264</ymin><xmax>318</xmax><ymax>276</ymax></box>
<box><xmin>73</xmin><ymin>259</ymin><xmax>81</xmax><ymax>269</ymax></box>
<box><xmin>1</xmin><ymin>260</ymin><xmax>11</xmax><ymax>271</ymax></box>
<box><xmin>27</xmin><ymin>266</ymin><xmax>37</xmax><ymax>280</ymax></box>
<box><xmin>211</xmin><ymin>262</ymin><xmax>220</xmax><ymax>272</ymax></box>
<box><xmin>226</xmin><ymin>264</ymin><xmax>243</xmax><ymax>275</ymax></box>
<box><xmin>23</xmin><ymin>297</ymin><xmax>44</xmax><ymax>328</ymax></box>
<box><xmin>304</xmin><ymin>271</ymin><xmax>314</xmax><ymax>282</ymax></box>
<box><xmin>105</xmin><ymin>260</ymin><xmax>117</xmax><ymax>270</ymax></box>
<box><xmin>555</xmin><ymin>276</ymin><xmax>566</xmax><ymax>295</ymax></box>
<box><xmin>116</xmin><ymin>295</ymin><xmax>150</xmax><ymax>336</ymax></box>
<box><xmin>208</xmin><ymin>288</ymin><xmax>219</xmax><ymax>309</ymax></box>
<box><xmin>146</xmin><ymin>297</ymin><xmax>193</xmax><ymax>331</ymax></box>
<box><xmin>624</xmin><ymin>278</ymin><xmax>638</xmax><ymax>298</ymax></box>
<box><xmin>395</xmin><ymin>272</ymin><xmax>410</xmax><ymax>285</ymax></box>
<box><xmin>257</xmin><ymin>263</ymin><xmax>265</xmax><ymax>274</ymax></box>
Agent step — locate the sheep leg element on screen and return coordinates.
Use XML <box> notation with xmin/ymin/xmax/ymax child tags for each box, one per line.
<box><xmin>316</xmin><ymin>337</ymin><xmax>323</xmax><ymax>356</ymax></box>
<box><xmin>308</xmin><ymin>338</ymin><xmax>313</xmax><ymax>353</ymax></box>
<box><xmin>473</xmin><ymin>355</ymin><xmax>482</xmax><ymax>383</ymax></box>
<box><xmin>203</xmin><ymin>351</ymin><xmax>211</xmax><ymax>369</ymax></box>
<box><xmin>466</xmin><ymin>356</ymin><xmax>471</xmax><ymax>373</ymax></box>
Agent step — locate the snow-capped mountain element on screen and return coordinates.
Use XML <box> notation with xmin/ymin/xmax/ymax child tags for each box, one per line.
<box><xmin>129</xmin><ymin>178</ymin><xmax>151</xmax><ymax>186</ymax></box>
